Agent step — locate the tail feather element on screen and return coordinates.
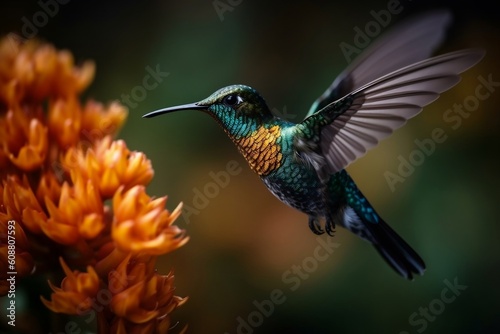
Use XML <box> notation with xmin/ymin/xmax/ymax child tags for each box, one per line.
<box><xmin>365</xmin><ymin>218</ymin><xmax>426</xmax><ymax>280</ymax></box>
<box><xmin>339</xmin><ymin>171</ymin><xmax>425</xmax><ymax>279</ymax></box>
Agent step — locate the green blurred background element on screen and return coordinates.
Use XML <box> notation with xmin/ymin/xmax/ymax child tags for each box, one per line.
<box><xmin>1</xmin><ymin>0</ymin><xmax>500</xmax><ymax>333</ymax></box>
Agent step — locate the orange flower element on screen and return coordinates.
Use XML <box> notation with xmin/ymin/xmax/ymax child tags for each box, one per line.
<box><xmin>12</xmin><ymin>43</ymin><xmax>95</xmax><ymax>102</ymax></box>
<box><xmin>2</xmin><ymin>175</ymin><xmax>47</xmax><ymax>234</ymax></box>
<box><xmin>36</xmin><ymin>170</ymin><xmax>62</xmax><ymax>207</ymax></box>
<box><xmin>41</xmin><ymin>258</ymin><xmax>100</xmax><ymax>314</ymax></box>
<box><xmin>64</xmin><ymin>136</ymin><xmax>154</xmax><ymax>199</ymax></box>
<box><xmin>42</xmin><ymin>173</ymin><xmax>106</xmax><ymax>244</ymax></box>
<box><xmin>81</xmin><ymin>101</ymin><xmax>127</xmax><ymax>142</ymax></box>
<box><xmin>48</xmin><ymin>96</ymin><xmax>82</xmax><ymax>149</ymax></box>
<box><xmin>108</xmin><ymin>255</ymin><xmax>187</xmax><ymax>331</ymax></box>
<box><xmin>0</xmin><ymin>36</ymin><xmax>188</xmax><ymax>333</ymax></box>
<box><xmin>0</xmin><ymin>109</ymin><xmax>48</xmax><ymax>171</ymax></box>
<box><xmin>112</xmin><ymin>186</ymin><xmax>188</xmax><ymax>255</ymax></box>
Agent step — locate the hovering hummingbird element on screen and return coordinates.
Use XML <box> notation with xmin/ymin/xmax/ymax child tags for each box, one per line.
<box><xmin>143</xmin><ymin>11</ymin><xmax>484</xmax><ymax>279</ymax></box>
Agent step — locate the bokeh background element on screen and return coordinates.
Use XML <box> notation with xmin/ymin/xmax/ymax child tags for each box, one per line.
<box><xmin>1</xmin><ymin>0</ymin><xmax>499</xmax><ymax>333</ymax></box>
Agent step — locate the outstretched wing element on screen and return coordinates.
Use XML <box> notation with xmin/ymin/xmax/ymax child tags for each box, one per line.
<box><xmin>306</xmin><ymin>10</ymin><xmax>453</xmax><ymax>118</ymax></box>
<box><xmin>296</xmin><ymin>50</ymin><xmax>484</xmax><ymax>176</ymax></box>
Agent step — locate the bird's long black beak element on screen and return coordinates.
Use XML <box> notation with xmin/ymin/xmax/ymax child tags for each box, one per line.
<box><xmin>142</xmin><ymin>103</ymin><xmax>205</xmax><ymax>118</ymax></box>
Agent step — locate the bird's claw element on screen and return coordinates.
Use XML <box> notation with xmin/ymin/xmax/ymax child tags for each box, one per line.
<box><xmin>325</xmin><ymin>219</ymin><xmax>336</xmax><ymax>236</ymax></box>
<box><xmin>308</xmin><ymin>217</ymin><xmax>324</xmax><ymax>235</ymax></box>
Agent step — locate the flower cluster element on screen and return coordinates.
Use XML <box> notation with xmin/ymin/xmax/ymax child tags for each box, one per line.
<box><xmin>0</xmin><ymin>36</ymin><xmax>188</xmax><ymax>332</ymax></box>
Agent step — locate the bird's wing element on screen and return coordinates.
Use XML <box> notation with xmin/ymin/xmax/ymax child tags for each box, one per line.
<box><xmin>295</xmin><ymin>50</ymin><xmax>484</xmax><ymax>176</ymax></box>
<box><xmin>306</xmin><ymin>10</ymin><xmax>453</xmax><ymax>118</ymax></box>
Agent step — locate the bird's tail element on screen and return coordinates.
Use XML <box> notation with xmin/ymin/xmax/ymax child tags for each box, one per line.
<box><xmin>363</xmin><ymin>216</ymin><xmax>426</xmax><ymax>280</ymax></box>
<box><xmin>335</xmin><ymin>170</ymin><xmax>425</xmax><ymax>279</ymax></box>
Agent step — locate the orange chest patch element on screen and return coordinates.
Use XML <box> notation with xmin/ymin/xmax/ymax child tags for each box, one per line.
<box><xmin>234</xmin><ymin>125</ymin><xmax>283</xmax><ymax>176</ymax></box>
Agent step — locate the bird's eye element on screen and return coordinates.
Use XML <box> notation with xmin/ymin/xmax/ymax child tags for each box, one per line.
<box><xmin>223</xmin><ymin>94</ymin><xmax>243</xmax><ymax>107</ymax></box>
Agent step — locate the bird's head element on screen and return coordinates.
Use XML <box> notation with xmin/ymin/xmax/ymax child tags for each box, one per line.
<box><xmin>143</xmin><ymin>85</ymin><xmax>274</xmax><ymax>129</ymax></box>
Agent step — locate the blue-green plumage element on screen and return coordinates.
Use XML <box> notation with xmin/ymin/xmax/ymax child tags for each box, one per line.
<box><xmin>143</xmin><ymin>11</ymin><xmax>484</xmax><ymax>279</ymax></box>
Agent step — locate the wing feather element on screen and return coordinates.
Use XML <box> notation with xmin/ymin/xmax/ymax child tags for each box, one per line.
<box><xmin>363</xmin><ymin>92</ymin><xmax>439</xmax><ymax>106</ymax></box>
<box><xmin>311</xmin><ymin>50</ymin><xmax>484</xmax><ymax>174</ymax></box>
<box><xmin>307</xmin><ymin>10</ymin><xmax>453</xmax><ymax>117</ymax></box>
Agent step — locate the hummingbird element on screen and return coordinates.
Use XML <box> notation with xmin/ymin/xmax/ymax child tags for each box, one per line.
<box><xmin>143</xmin><ymin>11</ymin><xmax>484</xmax><ymax>279</ymax></box>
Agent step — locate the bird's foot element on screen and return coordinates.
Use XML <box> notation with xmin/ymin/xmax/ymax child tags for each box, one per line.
<box><xmin>308</xmin><ymin>217</ymin><xmax>324</xmax><ymax>235</ymax></box>
<box><xmin>325</xmin><ymin>217</ymin><xmax>336</xmax><ymax>237</ymax></box>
